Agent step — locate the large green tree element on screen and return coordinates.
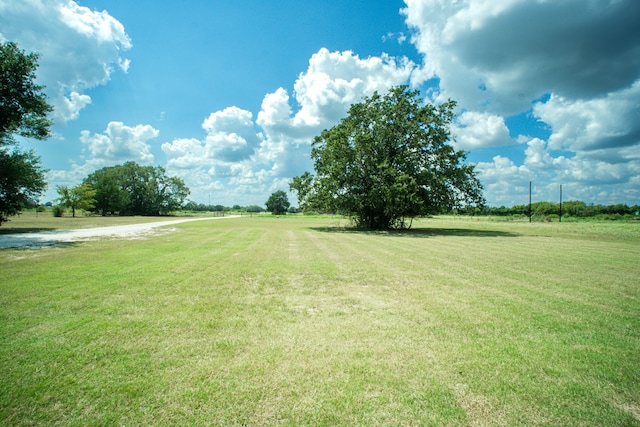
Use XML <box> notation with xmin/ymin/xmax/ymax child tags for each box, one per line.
<box><xmin>293</xmin><ymin>85</ymin><xmax>484</xmax><ymax>230</ymax></box>
<box><xmin>0</xmin><ymin>41</ymin><xmax>53</xmax><ymax>224</ymax></box>
<box><xmin>83</xmin><ymin>162</ymin><xmax>190</xmax><ymax>216</ymax></box>
<box><xmin>265</xmin><ymin>190</ymin><xmax>290</xmax><ymax>215</ymax></box>
<box><xmin>82</xmin><ymin>165</ymin><xmax>129</xmax><ymax>216</ymax></box>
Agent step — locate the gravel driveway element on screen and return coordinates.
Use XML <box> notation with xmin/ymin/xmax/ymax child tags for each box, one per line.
<box><xmin>0</xmin><ymin>216</ymin><xmax>239</xmax><ymax>249</ymax></box>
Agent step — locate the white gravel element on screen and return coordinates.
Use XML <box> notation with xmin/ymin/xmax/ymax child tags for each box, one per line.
<box><xmin>0</xmin><ymin>216</ymin><xmax>239</xmax><ymax>249</ymax></box>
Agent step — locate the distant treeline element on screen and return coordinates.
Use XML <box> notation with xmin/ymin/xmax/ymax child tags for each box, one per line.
<box><xmin>184</xmin><ymin>200</ymin><xmax>639</xmax><ymax>220</ymax></box>
<box><xmin>461</xmin><ymin>201</ymin><xmax>640</xmax><ymax>220</ymax></box>
<box><xmin>183</xmin><ymin>202</ymin><xmax>304</xmax><ymax>214</ymax></box>
<box><xmin>183</xmin><ymin>202</ymin><xmax>266</xmax><ymax>213</ymax></box>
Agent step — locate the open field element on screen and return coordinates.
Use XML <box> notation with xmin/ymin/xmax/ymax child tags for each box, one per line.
<box><xmin>1</xmin><ymin>216</ymin><xmax>638</xmax><ymax>425</ymax></box>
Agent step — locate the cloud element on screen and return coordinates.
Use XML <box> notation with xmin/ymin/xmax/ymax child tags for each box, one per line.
<box><xmin>57</xmin><ymin>91</ymin><xmax>92</xmax><ymax>122</ymax></box>
<box><xmin>163</xmin><ymin>107</ymin><xmax>262</xmax><ymax>174</ymax></box>
<box><xmin>257</xmin><ymin>48</ymin><xmax>417</xmax><ymax>145</ymax></box>
<box><xmin>382</xmin><ymin>32</ymin><xmax>407</xmax><ymax>44</ymax></box>
<box><xmin>292</xmin><ymin>48</ymin><xmax>416</xmax><ymax>128</ymax></box>
<box><xmin>533</xmin><ymin>81</ymin><xmax>640</xmax><ymax>154</ymax></box>
<box><xmin>256</xmin><ymin>88</ymin><xmax>299</xmax><ymax>141</ymax></box>
<box><xmin>0</xmin><ymin>0</ymin><xmax>131</xmax><ymax>123</ymax></box>
<box><xmin>475</xmin><ymin>155</ymin><xmax>531</xmax><ymax>206</ymax></box>
<box><xmin>403</xmin><ymin>0</ymin><xmax>640</xmax><ymax>115</ymax></box>
<box><xmin>81</xmin><ymin>122</ymin><xmax>157</xmax><ymax>164</ymax></box>
<box><xmin>403</xmin><ymin>0</ymin><xmax>640</xmax><ymax>205</ymax></box>
<box><xmin>162</xmin><ymin>138</ymin><xmax>206</xmax><ymax>170</ymax></box>
<box><xmin>164</xmin><ymin>48</ymin><xmax>418</xmax><ymax>205</ymax></box>
<box><xmin>162</xmin><ymin>107</ymin><xmax>267</xmax><ymax>202</ymax></box>
<box><xmin>47</xmin><ymin>122</ymin><xmax>158</xmax><ymax>189</ymax></box>
<box><xmin>476</xmin><ymin>137</ymin><xmax>640</xmax><ymax>206</ymax></box>
<box><xmin>452</xmin><ymin>111</ymin><xmax>513</xmax><ymax>149</ymax></box>
<box><xmin>254</xmin><ymin>49</ymin><xmax>418</xmax><ymax>144</ymax></box>
<box><xmin>202</xmin><ymin>107</ymin><xmax>262</xmax><ymax>163</ymax></box>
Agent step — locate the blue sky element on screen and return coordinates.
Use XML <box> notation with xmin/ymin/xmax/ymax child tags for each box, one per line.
<box><xmin>2</xmin><ymin>0</ymin><xmax>639</xmax><ymax>207</ymax></box>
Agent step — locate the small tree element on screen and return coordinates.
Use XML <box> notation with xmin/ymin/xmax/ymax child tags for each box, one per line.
<box><xmin>56</xmin><ymin>184</ymin><xmax>97</xmax><ymax>217</ymax></box>
<box><xmin>293</xmin><ymin>85</ymin><xmax>484</xmax><ymax>230</ymax></box>
<box><xmin>0</xmin><ymin>41</ymin><xmax>53</xmax><ymax>225</ymax></box>
<box><xmin>265</xmin><ymin>190</ymin><xmax>290</xmax><ymax>215</ymax></box>
<box><xmin>0</xmin><ymin>149</ymin><xmax>47</xmax><ymax>224</ymax></box>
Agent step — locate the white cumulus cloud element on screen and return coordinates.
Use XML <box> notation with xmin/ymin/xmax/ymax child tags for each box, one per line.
<box><xmin>0</xmin><ymin>0</ymin><xmax>131</xmax><ymax>123</ymax></box>
<box><xmin>258</xmin><ymin>48</ymin><xmax>417</xmax><ymax>143</ymax></box>
<box><xmin>165</xmin><ymin>48</ymin><xmax>418</xmax><ymax>205</ymax></box>
<box><xmin>403</xmin><ymin>0</ymin><xmax>640</xmax><ymax>205</ymax></box>
<box><xmin>202</xmin><ymin>107</ymin><xmax>261</xmax><ymax>163</ymax></box>
<box><xmin>404</xmin><ymin>0</ymin><xmax>640</xmax><ymax>115</ymax></box>
<box><xmin>476</xmin><ymin>137</ymin><xmax>640</xmax><ymax>206</ymax></box>
<box><xmin>533</xmin><ymin>81</ymin><xmax>640</xmax><ymax>155</ymax></box>
<box><xmin>292</xmin><ymin>48</ymin><xmax>416</xmax><ymax>128</ymax></box>
<box><xmin>48</xmin><ymin>122</ymin><xmax>158</xmax><ymax>188</ymax></box>
<box><xmin>81</xmin><ymin>122</ymin><xmax>157</xmax><ymax>164</ymax></box>
<box><xmin>452</xmin><ymin>111</ymin><xmax>513</xmax><ymax>149</ymax></box>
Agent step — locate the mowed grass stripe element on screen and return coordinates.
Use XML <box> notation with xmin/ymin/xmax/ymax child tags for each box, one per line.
<box><xmin>0</xmin><ymin>216</ymin><xmax>638</xmax><ymax>425</ymax></box>
<box><xmin>249</xmin><ymin>219</ymin><xmax>636</xmax><ymax>426</ymax></box>
<box><xmin>287</xmin><ymin>218</ymin><xmax>639</xmax><ymax>424</ymax></box>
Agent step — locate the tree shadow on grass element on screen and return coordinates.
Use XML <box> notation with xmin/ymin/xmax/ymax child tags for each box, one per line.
<box><xmin>310</xmin><ymin>226</ymin><xmax>520</xmax><ymax>238</ymax></box>
<box><xmin>0</xmin><ymin>227</ymin><xmax>57</xmax><ymax>235</ymax></box>
<box><xmin>0</xmin><ymin>240</ymin><xmax>79</xmax><ymax>251</ymax></box>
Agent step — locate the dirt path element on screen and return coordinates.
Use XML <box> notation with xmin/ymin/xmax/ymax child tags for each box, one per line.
<box><xmin>0</xmin><ymin>216</ymin><xmax>240</xmax><ymax>249</ymax></box>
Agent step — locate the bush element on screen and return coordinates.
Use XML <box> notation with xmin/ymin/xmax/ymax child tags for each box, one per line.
<box><xmin>52</xmin><ymin>205</ymin><xmax>65</xmax><ymax>217</ymax></box>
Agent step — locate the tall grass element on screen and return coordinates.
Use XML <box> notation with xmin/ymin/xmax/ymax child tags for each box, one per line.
<box><xmin>1</xmin><ymin>216</ymin><xmax>638</xmax><ymax>425</ymax></box>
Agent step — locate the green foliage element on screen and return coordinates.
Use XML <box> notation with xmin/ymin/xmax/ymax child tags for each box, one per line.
<box><xmin>289</xmin><ymin>171</ymin><xmax>313</xmax><ymax>211</ymax></box>
<box><xmin>477</xmin><ymin>200</ymin><xmax>640</xmax><ymax>221</ymax></box>
<box><xmin>83</xmin><ymin>166</ymin><xmax>128</xmax><ymax>216</ymax></box>
<box><xmin>0</xmin><ymin>41</ymin><xmax>53</xmax><ymax>224</ymax></box>
<box><xmin>0</xmin><ymin>149</ymin><xmax>47</xmax><ymax>225</ymax></box>
<box><xmin>51</xmin><ymin>205</ymin><xmax>65</xmax><ymax>217</ymax></box>
<box><xmin>0</xmin><ymin>41</ymin><xmax>53</xmax><ymax>144</ymax></box>
<box><xmin>245</xmin><ymin>205</ymin><xmax>265</xmax><ymax>213</ymax></box>
<box><xmin>83</xmin><ymin>161</ymin><xmax>189</xmax><ymax>216</ymax></box>
<box><xmin>265</xmin><ymin>190</ymin><xmax>290</xmax><ymax>215</ymax></box>
<box><xmin>295</xmin><ymin>86</ymin><xmax>484</xmax><ymax>230</ymax></box>
<box><xmin>56</xmin><ymin>184</ymin><xmax>97</xmax><ymax>217</ymax></box>
<box><xmin>182</xmin><ymin>202</ymin><xmax>265</xmax><ymax>213</ymax></box>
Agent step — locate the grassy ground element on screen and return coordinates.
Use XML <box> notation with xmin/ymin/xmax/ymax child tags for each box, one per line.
<box><xmin>1</xmin><ymin>216</ymin><xmax>638</xmax><ymax>425</ymax></box>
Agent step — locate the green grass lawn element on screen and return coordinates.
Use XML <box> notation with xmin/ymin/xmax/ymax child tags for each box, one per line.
<box><xmin>1</xmin><ymin>216</ymin><xmax>638</xmax><ymax>425</ymax></box>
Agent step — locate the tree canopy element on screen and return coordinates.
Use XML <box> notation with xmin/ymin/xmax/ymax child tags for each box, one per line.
<box><xmin>0</xmin><ymin>149</ymin><xmax>47</xmax><ymax>224</ymax></box>
<box><xmin>265</xmin><ymin>190</ymin><xmax>290</xmax><ymax>215</ymax></box>
<box><xmin>0</xmin><ymin>41</ymin><xmax>53</xmax><ymax>144</ymax></box>
<box><xmin>83</xmin><ymin>162</ymin><xmax>190</xmax><ymax>216</ymax></box>
<box><xmin>292</xmin><ymin>85</ymin><xmax>484</xmax><ymax>230</ymax></box>
<box><xmin>0</xmin><ymin>41</ymin><xmax>53</xmax><ymax>225</ymax></box>
<box><xmin>56</xmin><ymin>184</ymin><xmax>97</xmax><ymax>217</ymax></box>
